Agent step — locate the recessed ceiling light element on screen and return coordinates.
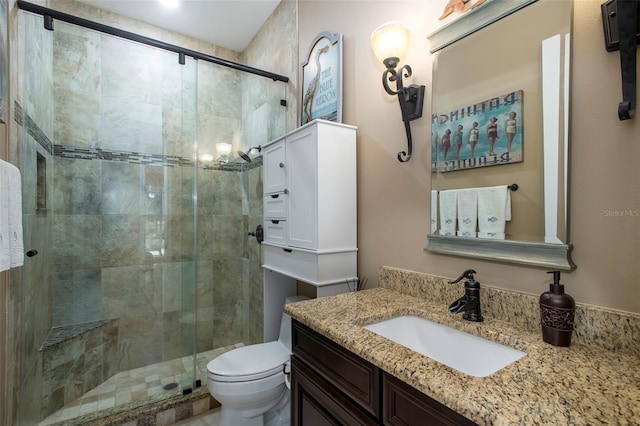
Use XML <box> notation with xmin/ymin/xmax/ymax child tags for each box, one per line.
<box><xmin>158</xmin><ymin>0</ymin><xmax>179</xmax><ymax>8</ymax></box>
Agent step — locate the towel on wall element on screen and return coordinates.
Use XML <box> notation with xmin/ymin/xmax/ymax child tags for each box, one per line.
<box><xmin>0</xmin><ymin>159</ymin><xmax>24</xmax><ymax>271</ymax></box>
<box><xmin>477</xmin><ymin>185</ymin><xmax>510</xmax><ymax>240</ymax></box>
<box><xmin>456</xmin><ymin>188</ymin><xmax>477</xmax><ymax>238</ymax></box>
<box><xmin>438</xmin><ymin>190</ymin><xmax>457</xmax><ymax>236</ymax></box>
<box><xmin>431</xmin><ymin>190</ymin><xmax>438</xmax><ymax>234</ymax></box>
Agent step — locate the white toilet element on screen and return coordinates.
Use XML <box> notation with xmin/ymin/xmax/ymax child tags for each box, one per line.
<box><xmin>207</xmin><ymin>295</ymin><xmax>308</xmax><ymax>426</ymax></box>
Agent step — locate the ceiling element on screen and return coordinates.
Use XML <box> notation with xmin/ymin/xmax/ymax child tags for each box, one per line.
<box><xmin>75</xmin><ymin>0</ymin><xmax>282</xmax><ymax>52</ymax></box>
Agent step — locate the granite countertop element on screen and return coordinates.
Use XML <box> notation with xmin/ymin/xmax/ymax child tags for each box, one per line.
<box><xmin>284</xmin><ymin>288</ymin><xmax>640</xmax><ymax>425</ymax></box>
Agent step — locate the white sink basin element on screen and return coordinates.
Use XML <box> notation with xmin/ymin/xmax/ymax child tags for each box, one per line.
<box><xmin>363</xmin><ymin>315</ymin><xmax>526</xmax><ymax>377</ymax></box>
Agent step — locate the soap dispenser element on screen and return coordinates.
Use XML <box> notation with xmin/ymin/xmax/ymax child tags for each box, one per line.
<box><xmin>539</xmin><ymin>271</ymin><xmax>575</xmax><ymax>347</ymax></box>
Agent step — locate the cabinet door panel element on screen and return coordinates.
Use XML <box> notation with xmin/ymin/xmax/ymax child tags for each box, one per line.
<box><xmin>293</xmin><ymin>320</ymin><xmax>380</xmax><ymax>418</ymax></box>
<box><xmin>263</xmin><ymin>139</ymin><xmax>286</xmax><ymax>194</ymax></box>
<box><xmin>383</xmin><ymin>373</ymin><xmax>477</xmax><ymax>426</ymax></box>
<box><xmin>292</xmin><ymin>356</ymin><xmax>378</xmax><ymax>426</ymax></box>
<box><xmin>286</xmin><ymin>127</ymin><xmax>318</xmax><ymax>249</ymax></box>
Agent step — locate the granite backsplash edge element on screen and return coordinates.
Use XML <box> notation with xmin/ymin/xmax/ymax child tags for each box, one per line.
<box><xmin>378</xmin><ymin>266</ymin><xmax>640</xmax><ymax>357</ymax></box>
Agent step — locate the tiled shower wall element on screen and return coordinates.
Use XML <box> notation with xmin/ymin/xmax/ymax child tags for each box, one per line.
<box><xmin>47</xmin><ymin>13</ymin><xmax>253</xmax><ymax>373</ymax></box>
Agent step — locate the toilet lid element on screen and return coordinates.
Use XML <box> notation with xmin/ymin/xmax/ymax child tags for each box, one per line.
<box><xmin>207</xmin><ymin>341</ymin><xmax>290</xmax><ymax>382</ymax></box>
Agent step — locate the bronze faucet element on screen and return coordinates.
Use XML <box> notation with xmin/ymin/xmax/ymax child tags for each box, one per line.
<box><xmin>448</xmin><ymin>269</ymin><xmax>484</xmax><ymax>322</ymax></box>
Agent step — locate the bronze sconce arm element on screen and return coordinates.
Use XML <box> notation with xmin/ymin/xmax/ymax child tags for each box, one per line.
<box><xmin>381</xmin><ymin>58</ymin><xmax>425</xmax><ymax>162</ymax></box>
<box><xmin>372</xmin><ymin>22</ymin><xmax>426</xmax><ymax>163</ymax></box>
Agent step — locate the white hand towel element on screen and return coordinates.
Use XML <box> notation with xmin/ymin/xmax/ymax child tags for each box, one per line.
<box><xmin>456</xmin><ymin>188</ymin><xmax>477</xmax><ymax>238</ymax></box>
<box><xmin>8</xmin><ymin>162</ymin><xmax>24</xmax><ymax>267</ymax></box>
<box><xmin>430</xmin><ymin>190</ymin><xmax>438</xmax><ymax>234</ymax></box>
<box><xmin>477</xmin><ymin>185</ymin><xmax>509</xmax><ymax>240</ymax></box>
<box><xmin>438</xmin><ymin>190</ymin><xmax>457</xmax><ymax>236</ymax></box>
<box><xmin>0</xmin><ymin>161</ymin><xmax>10</xmax><ymax>272</ymax></box>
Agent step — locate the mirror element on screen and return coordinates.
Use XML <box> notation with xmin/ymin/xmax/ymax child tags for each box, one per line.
<box><xmin>425</xmin><ymin>0</ymin><xmax>575</xmax><ymax>270</ymax></box>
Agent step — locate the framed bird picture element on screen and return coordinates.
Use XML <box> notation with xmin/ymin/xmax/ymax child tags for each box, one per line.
<box><xmin>299</xmin><ymin>31</ymin><xmax>343</xmax><ymax>126</ymax></box>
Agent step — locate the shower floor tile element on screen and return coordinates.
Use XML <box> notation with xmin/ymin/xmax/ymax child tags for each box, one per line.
<box><xmin>39</xmin><ymin>343</ymin><xmax>242</xmax><ymax>426</ymax></box>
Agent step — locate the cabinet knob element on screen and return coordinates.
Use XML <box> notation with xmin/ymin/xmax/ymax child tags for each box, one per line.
<box><xmin>279</xmin><ymin>162</ymin><xmax>285</xmax><ymax>168</ymax></box>
<box><xmin>284</xmin><ymin>188</ymin><xmax>289</xmax><ymax>195</ymax></box>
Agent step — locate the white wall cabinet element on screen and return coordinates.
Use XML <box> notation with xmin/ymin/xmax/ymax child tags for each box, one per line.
<box><xmin>262</xmin><ymin>120</ymin><xmax>357</xmax><ymax>288</ymax></box>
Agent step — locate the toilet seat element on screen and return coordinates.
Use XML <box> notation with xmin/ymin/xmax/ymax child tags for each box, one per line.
<box><xmin>207</xmin><ymin>341</ymin><xmax>290</xmax><ymax>383</ymax></box>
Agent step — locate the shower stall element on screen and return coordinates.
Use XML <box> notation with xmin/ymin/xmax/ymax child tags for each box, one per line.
<box><xmin>16</xmin><ymin>2</ymin><xmax>290</xmax><ymax>424</ymax></box>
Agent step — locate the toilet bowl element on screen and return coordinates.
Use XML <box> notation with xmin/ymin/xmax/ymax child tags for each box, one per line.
<box><xmin>207</xmin><ymin>295</ymin><xmax>308</xmax><ymax>426</ymax></box>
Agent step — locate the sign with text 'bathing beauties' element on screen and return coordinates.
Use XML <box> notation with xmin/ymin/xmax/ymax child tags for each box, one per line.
<box><xmin>299</xmin><ymin>31</ymin><xmax>343</xmax><ymax>126</ymax></box>
<box><xmin>432</xmin><ymin>90</ymin><xmax>523</xmax><ymax>173</ymax></box>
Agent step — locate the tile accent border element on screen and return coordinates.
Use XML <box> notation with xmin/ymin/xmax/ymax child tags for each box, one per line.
<box><xmin>14</xmin><ymin>100</ymin><xmax>263</xmax><ymax>172</ymax></box>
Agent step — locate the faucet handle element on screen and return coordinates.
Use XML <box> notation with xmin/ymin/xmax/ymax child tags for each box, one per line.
<box><xmin>449</xmin><ymin>269</ymin><xmax>477</xmax><ymax>284</ymax></box>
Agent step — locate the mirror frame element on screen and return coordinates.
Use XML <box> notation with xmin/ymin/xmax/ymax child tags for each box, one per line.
<box><xmin>425</xmin><ymin>0</ymin><xmax>575</xmax><ymax>271</ymax></box>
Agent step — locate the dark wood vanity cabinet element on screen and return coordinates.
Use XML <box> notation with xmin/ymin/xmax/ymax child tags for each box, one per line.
<box><xmin>291</xmin><ymin>320</ymin><xmax>478</xmax><ymax>426</ymax></box>
<box><xmin>291</xmin><ymin>319</ymin><xmax>380</xmax><ymax>425</ymax></box>
<box><xmin>382</xmin><ymin>372</ymin><xmax>476</xmax><ymax>426</ymax></box>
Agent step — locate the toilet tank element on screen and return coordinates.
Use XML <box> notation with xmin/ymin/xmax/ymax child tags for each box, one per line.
<box><xmin>279</xmin><ymin>296</ymin><xmax>309</xmax><ymax>350</ymax></box>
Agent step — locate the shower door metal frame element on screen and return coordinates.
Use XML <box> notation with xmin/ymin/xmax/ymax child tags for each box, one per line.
<box><xmin>16</xmin><ymin>0</ymin><xmax>290</xmax><ymax>83</ymax></box>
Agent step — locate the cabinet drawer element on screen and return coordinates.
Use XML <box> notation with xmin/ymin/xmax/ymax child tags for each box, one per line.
<box><xmin>262</xmin><ymin>245</ymin><xmax>357</xmax><ymax>285</ymax></box>
<box><xmin>263</xmin><ymin>220</ymin><xmax>286</xmax><ymax>245</ymax></box>
<box><xmin>292</xmin><ymin>320</ymin><xmax>380</xmax><ymax>419</ymax></box>
<box><xmin>383</xmin><ymin>373</ymin><xmax>477</xmax><ymax>426</ymax></box>
<box><xmin>264</xmin><ymin>193</ymin><xmax>287</xmax><ymax>218</ymax></box>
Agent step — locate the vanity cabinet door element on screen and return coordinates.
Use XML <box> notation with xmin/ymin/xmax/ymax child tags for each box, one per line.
<box><xmin>292</xmin><ymin>320</ymin><xmax>381</xmax><ymax>418</ymax></box>
<box><xmin>291</xmin><ymin>356</ymin><xmax>378</xmax><ymax>426</ymax></box>
<box><xmin>383</xmin><ymin>373</ymin><xmax>477</xmax><ymax>426</ymax></box>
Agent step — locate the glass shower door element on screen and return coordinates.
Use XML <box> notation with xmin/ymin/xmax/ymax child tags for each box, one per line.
<box><xmin>18</xmin><ymin>11</ymin><xmax>199</xmax><ymax>423</ymax></box>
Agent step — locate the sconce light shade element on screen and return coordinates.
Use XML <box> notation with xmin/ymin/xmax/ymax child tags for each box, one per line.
<box><xmin>371</xmin><ymin>22</ymin><xmax>410</xmax><ymax>67</ymax></box>
<box><xmin>371</xmin><ymin>22</ymin><xmax>425</xmax><ymax>163</ymax></box>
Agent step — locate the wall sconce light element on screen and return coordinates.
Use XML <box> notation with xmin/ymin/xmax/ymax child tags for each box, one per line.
<box><xmin>216</xmin><ymin>142</ymin><xmax>232</xmax><ymax>163</ymax></box>
<box><xmin>371</xmin><ymin>22</ymin><xmax>425</xmax><ymax>162</ymax></box>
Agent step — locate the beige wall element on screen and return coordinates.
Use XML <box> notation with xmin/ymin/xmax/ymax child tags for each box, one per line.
<box><xmin>298</xmin><ymin>0</ymin><xmax>640</xmax><ymax>314</ymax></box>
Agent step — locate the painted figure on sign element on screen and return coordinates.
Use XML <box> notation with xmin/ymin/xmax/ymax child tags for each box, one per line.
<box><xmin>442</xmin><ymin>129</ymin><xmax>452</xmax><ymax>160</ymax></box>
<box><xmin>454</xmin><ymin>124</ymin><xmax>464</xmax><ymax>160</ymax></box>
<box><xmin>486</xmin><ymin>117</ymin><xmax>498</xmax><ymax>156</ymax></box>
<box><xmin>468</xmin><ymin>122</ymin><xmax>479</xmax><ymax>158</ymax></box>
<box><xmin>504</xmin><ymin>111</ymin><xmax>517</xmax><ymax>153</ymax></box>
